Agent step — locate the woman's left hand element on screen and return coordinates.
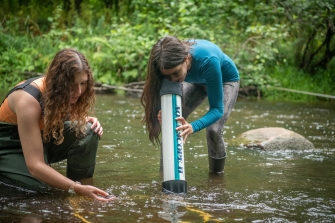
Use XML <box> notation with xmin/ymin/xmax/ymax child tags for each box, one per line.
<box><xmin>175</xmin><ymin>117</ymin><xmax>193</xmax><ymax>144</ymax></box>
<box><xmin>86</xmin><ymin>116</ymin><xmax>103</xmax><ymax>137</ymax></box>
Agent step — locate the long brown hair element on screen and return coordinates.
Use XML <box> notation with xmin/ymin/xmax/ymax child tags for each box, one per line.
<box><xmin>141</xmin><ymin>36</ymin><xmax>194</xmax><ymax>146</ymax></box>
<box><xmin>42</xmin><ymin>48</ymin><xmax>95</xmax><ymax>145</ymax></box>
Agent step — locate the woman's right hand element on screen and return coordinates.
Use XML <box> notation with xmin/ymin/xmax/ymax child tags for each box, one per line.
<box><xmin>74</xmin><ymin>184</ymin><xmax>117</xmax><ymax>202</ymax></box>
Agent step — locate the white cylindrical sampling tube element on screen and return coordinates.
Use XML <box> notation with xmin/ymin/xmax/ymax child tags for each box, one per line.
<box><xmin>160</xmin><ymin>78</ymin><xmax>187</xmax><ymax>194</ymax></box>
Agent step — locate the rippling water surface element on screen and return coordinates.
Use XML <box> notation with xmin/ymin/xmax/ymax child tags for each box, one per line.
<box><xmin>0</xmin><ymin>93</ymin><xmax>334</xmax><ymax>222</ymax></box>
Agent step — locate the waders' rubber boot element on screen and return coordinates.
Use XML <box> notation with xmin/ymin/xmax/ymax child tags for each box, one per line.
<box><xmin>208</xmin><ymin>153</ymin><xmax>226</xmax><ymax>174</ymax></box>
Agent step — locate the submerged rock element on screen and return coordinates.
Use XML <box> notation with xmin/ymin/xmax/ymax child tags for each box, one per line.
<box><xmin>235</xmin><ymin>127</ymin><xmax>314</xmax><ymax>151</ymax></box>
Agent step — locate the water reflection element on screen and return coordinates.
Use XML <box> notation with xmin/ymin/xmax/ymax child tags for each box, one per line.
<box><xmin>158</xmin><ymin>196</ymin><xmax>187</xmax><ymax>222</ymax></box>
<box><xmin>20</xmin><ymin>215</ymin><xmax>43</xmax><ymax>223</ymax></box>
<box><xmin>0</xmin><ymin>93</ymin><xmax>335</xmax><ymax>222</ymax></box>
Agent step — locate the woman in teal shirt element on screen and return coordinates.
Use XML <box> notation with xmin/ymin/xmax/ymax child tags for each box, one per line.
<box><xmin>141</xmin><ymin>36</ymin><xmax>240</xmax><ymax>173</ymax></box>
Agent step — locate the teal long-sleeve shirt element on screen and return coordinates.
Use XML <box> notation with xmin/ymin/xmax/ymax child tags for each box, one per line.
<box><xmin>185</xmin><ymin>40</ymin><xmax>240</xmax><ymax>132</ymax></box>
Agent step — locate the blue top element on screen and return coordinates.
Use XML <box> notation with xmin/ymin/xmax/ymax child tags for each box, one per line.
<box><xmin>185</xmin><ymin>40</ymin><xmax>239</xmax><ymax>132</ymax></box>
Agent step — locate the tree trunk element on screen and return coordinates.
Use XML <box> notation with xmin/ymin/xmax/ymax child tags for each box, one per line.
<box><xmin>306</xmin><ymin>26</ymin><xmax>335</xmax><ymax>75</ymax></box>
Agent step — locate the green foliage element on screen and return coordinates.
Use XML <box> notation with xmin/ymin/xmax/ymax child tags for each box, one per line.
<box><xmin>262</xmin><ymin>66</ymin><xmax>335</xmax><ymax>101</ymax></box>
<box><xmin>274</xmin><ymin>0</ymin><xmax>335</xmax><ymax>74</ymax></box>
<box><xmin>0</xmin><ymin>31</ymin><xmax>56</xmax><ymax>88</ymax></box>
<box><xmin>0</xmin><ymin>0</ymin><xmax>334</xmax><ymax>101</ymax></box>
<box><xmin>83</xmin><ymin>29</ymin><xmax>154</xmax><ymax>84</ymax></box>
<box><xmin>234</xmin><ymin>24</ymin><xmax>289</xmax><ymax>88</ymax></box>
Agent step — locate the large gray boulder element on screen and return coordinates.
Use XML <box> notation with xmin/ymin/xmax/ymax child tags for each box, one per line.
<box><xmin>234</xmin><ymin>127</ymin><xmax>314</xmax><ymax>151</ymax></box>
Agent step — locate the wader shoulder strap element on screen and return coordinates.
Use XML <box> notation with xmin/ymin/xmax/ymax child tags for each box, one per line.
<box><xmin>1</xmin><ymin>76</ymin><xmax>43</xmax><ymax>106</ymax></box>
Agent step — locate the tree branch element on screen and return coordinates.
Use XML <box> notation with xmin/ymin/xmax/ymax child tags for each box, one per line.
<box><xmin>233</xmin><ymin>36</ymin><xmax>262</xmax><ymax>60</ymax></box>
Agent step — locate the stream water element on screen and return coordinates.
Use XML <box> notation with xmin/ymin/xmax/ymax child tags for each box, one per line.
<box><xmin>0</xmin><ymin>93</ymin><xmax>334</xmax><ymax>222</ymax></box>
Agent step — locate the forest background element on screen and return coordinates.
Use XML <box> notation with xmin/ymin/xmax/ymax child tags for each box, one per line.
<box><xmin>0</xmin><ymin>0</ymin><xmax>334</xmax><ymax>101</ymax></box>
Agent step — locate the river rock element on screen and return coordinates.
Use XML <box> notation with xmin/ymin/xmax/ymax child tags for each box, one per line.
<box><xmin>236</xmin><ymin>127</ymin><xmax>314</xmax><ymax>151</ymax></box>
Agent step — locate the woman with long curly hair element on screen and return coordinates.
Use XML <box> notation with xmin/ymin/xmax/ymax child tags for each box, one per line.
<box><xmin>141</xmin><ymin>36</ymin><xmax>240</xmax><ymax>174</ymax></box>
<box><xmin>0</xmin><ymin>49</ymin><xmax>115</xmax><ymax>201</ymax></box>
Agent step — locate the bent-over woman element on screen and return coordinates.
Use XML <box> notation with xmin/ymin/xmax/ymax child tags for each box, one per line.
<box><xmin>141</xmin><ymin>36</ymin><xmax>240</xmax><ymax>173</ymax></box>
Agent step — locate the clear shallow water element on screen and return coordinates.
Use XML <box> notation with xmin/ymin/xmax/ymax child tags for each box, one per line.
<box><xmin>0</xmin><ymin>93</ymin><xmax>334</xmax><ymax>223</ymax></box>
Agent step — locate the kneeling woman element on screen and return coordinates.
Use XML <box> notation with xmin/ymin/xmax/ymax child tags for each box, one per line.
<box><xmin>0</xmin><ymin>49</ymin><xmax>114</xmax><ymax>201</ymax></box>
